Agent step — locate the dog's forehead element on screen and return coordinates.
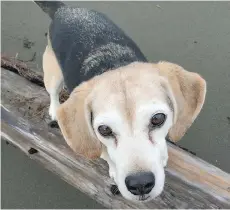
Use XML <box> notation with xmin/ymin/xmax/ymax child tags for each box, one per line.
<box><xmin>91</xmin><ymin>63</ymin><xmax>170</xmax><ymax>115</ymax></box>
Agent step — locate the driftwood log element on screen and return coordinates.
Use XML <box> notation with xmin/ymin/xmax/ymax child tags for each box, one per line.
<box><xmin>1</xmin><ymin>56</ymin><xmax>230</xmax><ymax>208</ymax></box>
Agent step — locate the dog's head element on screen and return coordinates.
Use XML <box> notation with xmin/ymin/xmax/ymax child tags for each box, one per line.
<box><xmin>56</xmin><ymin>62</ymin><xmax>206</xmax><ymax>202</ymax></box>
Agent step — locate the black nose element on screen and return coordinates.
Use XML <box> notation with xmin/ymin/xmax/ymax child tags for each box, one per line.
<box><xmin>125</xmin><ymin>172</ymin><xmax>155</xmax><ymax>195</ymax></box>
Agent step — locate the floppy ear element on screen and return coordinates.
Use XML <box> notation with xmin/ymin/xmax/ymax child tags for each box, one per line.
<box><xmin>157</xmin><ymin>61</ymin><xmax>207</xmax><ymax>142</ymax></box>
<box><xmin>56</xmin><ymin>81</ymin><xmax>102</xmax><ymax>159</ymax></box>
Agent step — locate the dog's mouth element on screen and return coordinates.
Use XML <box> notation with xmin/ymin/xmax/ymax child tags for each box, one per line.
<box><xmin>111</xmin><ymin>185</ymin><xmax>152</xmax><ymax>202</ymax></box>
<box><xmin>138</xmin><ymin>194</ymin><xmax>150</xmax><ymax>201</ymax></box>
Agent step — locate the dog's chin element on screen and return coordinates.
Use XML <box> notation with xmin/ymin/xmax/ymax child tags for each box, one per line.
<box><xmin>132</xmin><ymin>195</ymin><xmax>153</xmax><ymax>203</ymax></box>
<box><xmin>117</xmin><ymin>183</ymin><xmax>164</xmax><ymax>203</ymax></box>
<box><xmin>118</xmin><ymin>190</ymin><xmax>163</xmax><ymax>203</ymax></box>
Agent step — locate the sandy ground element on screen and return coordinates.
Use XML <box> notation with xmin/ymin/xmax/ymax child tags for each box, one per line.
<box><xmin>1</xmin><ymin>1</ymin><xmax>230</xmax><ymax>208</ymax></box>
<box><xmin>1</xmin><ymin>141</ymin><xmax>103</xmax><ymax>208</ymax></box>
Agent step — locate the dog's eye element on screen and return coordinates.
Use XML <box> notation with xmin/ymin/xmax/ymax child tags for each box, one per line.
<box><xmin>98</xmin><ymin>125</ymin><xmax>113</xmax><ymax>137</ymax></box>
<box><xmin>150</xmin><ymin>113</ymin><xmax>166</xmax><ymax>128</ymax></box>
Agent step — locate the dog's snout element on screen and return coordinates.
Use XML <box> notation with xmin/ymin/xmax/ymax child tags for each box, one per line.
<box><xmin>125</xmin><ymin>172</ymin><xmax>155</xmax><ymax>195</ymax></box>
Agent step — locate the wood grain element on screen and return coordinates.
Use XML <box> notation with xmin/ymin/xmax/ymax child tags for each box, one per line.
<box><xmin>1</xmin><ymin>68</ymin><xmax>230</xmax><ymax>208</ymax></box>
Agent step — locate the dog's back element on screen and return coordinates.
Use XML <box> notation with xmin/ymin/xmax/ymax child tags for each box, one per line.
<box><xmin>35</xmin><ymin>1</ymin><xmax>147</xmax><ymax>92</ymax></box>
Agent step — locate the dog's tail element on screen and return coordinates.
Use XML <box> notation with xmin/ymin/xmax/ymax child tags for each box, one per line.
<box><xmin>34</xmin><ymin>1</ymin><xmax>66</xmax><ymax>19</ymax></box>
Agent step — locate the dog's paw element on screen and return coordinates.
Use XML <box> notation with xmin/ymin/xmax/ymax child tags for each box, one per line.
<box><xmin>110</xmin><ymin>184</ymin><xmax>120</xmax><ymax>195</ymax></box>
<box><xmin>48</xmin><ymin>120</ymin><xmax>59</xmax><ymax>128</ymax></box>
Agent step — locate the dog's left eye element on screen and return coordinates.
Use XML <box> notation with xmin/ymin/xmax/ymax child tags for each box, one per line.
<box><xmin>150</xmin><ymin>113</ymin><xmax>166</xmax><ymax>128</ymax></box>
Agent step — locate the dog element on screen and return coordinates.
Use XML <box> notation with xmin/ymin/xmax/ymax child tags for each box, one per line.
<box><xmin>34</xmin><ymin>1</ymin><xmax>206</xmax><ymax>202</ymax></box>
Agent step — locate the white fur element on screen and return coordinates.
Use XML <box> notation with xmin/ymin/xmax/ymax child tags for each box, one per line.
<box><xmin>100</xmin><ymin>149</ymin><xmax>117</xmax><ymax>181</ymax></box>
<box><xmin>48</xmin><ymin>77</ymin><xmax>64</xmax><ymax>120</ymax></box>
<box><xmin>94</xmin><ymin>102</ymin><xmax>173</xmax><ymax>201</ymax></box>
<box><xmin>49</xmin><ymin>93</ymin><xmax>60</xmax><ymax>120</ymax></box>
<box><xmin>51</xmin><ymin>62</ymin><xmax>206</xmax><ymax>202</ymax></box>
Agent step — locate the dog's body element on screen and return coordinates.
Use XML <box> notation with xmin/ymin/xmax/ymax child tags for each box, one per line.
<box><xmin>39</xmin><ymin>1</ymin><xmax>147</xmax><ymax>92</ymax></box>
<box><xmin>35</xmin><ymin>1</ymin><xmax>206</xmax><ymax>202</ymax></box>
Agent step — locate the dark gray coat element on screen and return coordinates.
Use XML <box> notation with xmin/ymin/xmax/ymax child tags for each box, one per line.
<box><xmin>35</xmin><ymin>1</ymin><xmax>147</xmax><ymax>92</ymax></box>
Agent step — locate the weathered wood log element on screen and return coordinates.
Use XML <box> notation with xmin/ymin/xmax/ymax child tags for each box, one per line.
<box><xmin>1</xmin><ymin>54</ymin><xmax>44</xmax><ymax>86</ymax></box>
<box><xmin>1</xmin><ymin>54</ymin><xmax>69</xmax><ymax>103</ymax></box>
<box><xmin>1</xmin><ymin>68</ymin><xmax>230</xmax><ymax>208</ymax></box>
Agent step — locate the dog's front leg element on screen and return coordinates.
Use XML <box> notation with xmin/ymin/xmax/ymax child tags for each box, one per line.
<box><xmin>43</xmin><ymin>45</ymin><xmax>64</xmax><ymax>121</ymax></box>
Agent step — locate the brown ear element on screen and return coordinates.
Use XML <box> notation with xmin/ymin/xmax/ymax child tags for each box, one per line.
<box><xmin>157</xmin><ymin>61</ymin><xmax>207</xmax><ymax>142</ymax></box>
<box><xmin>56</xmin><ymin>81</ymin><xmax>102</xmax><ymax>159</ymax></box>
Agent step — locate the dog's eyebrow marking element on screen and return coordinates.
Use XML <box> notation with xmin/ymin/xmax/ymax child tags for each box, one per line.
<box><xmin>90</xmin><ymin>111</ymin><xmax>96</xmax><ymax>134</ymax></box>
<box><xmin>90</xmin><ymin>112</ymin><xmax>93</xmax><ymax>126</ymax></box>
<box><xmin>120</xmin><ymin>70</ymin><xmax>134</xmax><ymax>130</ymax></box>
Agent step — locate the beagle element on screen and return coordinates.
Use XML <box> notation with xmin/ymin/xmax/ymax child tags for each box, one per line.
<box><xmin>35</xmin><ymin>1</ymin><xmax>206</xmax><ymax>202</ymax></box>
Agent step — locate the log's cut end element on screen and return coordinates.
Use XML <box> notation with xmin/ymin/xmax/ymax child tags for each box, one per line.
<box><xmin>1</xmin><ymin>57</ymin><xmax>230</xmax><ymax>209</ymax></box>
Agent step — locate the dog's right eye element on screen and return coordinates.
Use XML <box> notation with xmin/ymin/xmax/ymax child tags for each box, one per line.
<box><xmin>149</xmin><ymin>113</ymin><xmax>166</xmax><ymax>129</ymax></box>
<box><xmin>98</xmin><ymin>125</ymin><xmax>113</xmax><ymax>137</ymax></box>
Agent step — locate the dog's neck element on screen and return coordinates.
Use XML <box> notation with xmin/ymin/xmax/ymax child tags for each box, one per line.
<box><xmin>80</xmin><ymin>43</ymin><xmax>147</xmax><ymax>76</ymax></box>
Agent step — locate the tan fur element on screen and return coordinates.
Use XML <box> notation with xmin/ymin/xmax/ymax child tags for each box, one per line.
<box><xmin>43</xmin><ymin>37</ymin><xmax>63</xmax><ymax>93</ymax></box>
<box><xmin>56</xmin><ymin>79</ymin><xmax>102</xmax><ymax>159</ymax></box>
<box><xmin>53</xmin><ymin>61</ymin><xmax>206</xmax><ymax>158</ymax></box>
<box><xmin>155</xmin><ymin>61</ymin><xmax>206</xmax><ymax>141</ymax></box>
<box><xmin>89</xmin><ymin>63</ymin><xmax>169</xmax><ymax>125</ymax></box>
